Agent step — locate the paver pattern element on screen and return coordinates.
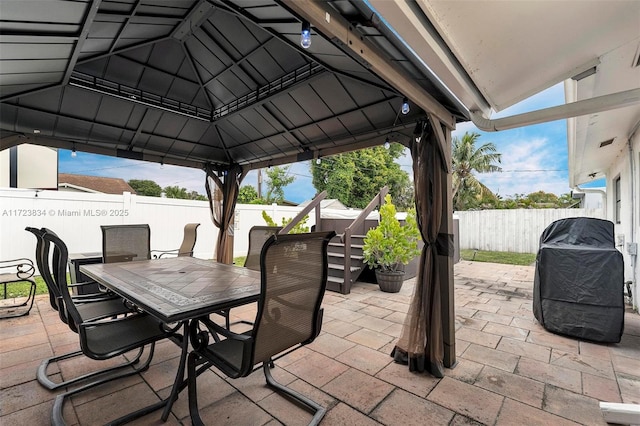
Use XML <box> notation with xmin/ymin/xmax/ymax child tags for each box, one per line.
<box><xmin>1</xmin><ymin>260</ymin><xmax>638</xmax><ymax>425</ymax></box>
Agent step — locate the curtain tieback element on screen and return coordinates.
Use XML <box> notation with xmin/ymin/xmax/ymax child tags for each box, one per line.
<box><xmin>426</xmin><ymin>233</ymin><xmax>453</xmax><ymax>257</ymax></box>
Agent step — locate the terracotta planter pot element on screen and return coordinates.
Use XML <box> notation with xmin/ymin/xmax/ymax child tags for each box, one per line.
<box><xmin>375</xmin><ymin>270</ymin><xmax>405</xmax><ymax>293</ymax></box>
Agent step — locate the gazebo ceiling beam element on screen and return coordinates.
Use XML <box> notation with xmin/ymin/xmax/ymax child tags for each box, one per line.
<box><xmin>243</xmin><ymin>121</ymin><xmax>415</xmax><ymax>171</ymax></box>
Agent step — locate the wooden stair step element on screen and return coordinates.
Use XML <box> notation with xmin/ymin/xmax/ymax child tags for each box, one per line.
<box><xmin>327</xmin><ymin>252</ymin><xmax>364</xmax><ymax>260</ymax></box>
<box><xmin>329</xmin><ymin>242</ymin><xmax>364</xmax><ymax>249</ymax></box>
<box><xmin>328</xmin><ymin>263</ymin><xmax>361</xmax><ymax>273</ymax></box>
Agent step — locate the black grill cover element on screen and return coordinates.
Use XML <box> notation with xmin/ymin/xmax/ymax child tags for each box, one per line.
<box><xmin>533</xmin><ymin>217</ymin><xmax>624</xmax><ymax>343</ymax></box>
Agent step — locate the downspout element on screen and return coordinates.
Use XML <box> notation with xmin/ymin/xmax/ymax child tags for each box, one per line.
<box><xmin>470</xmin><ymin>88</ymin><xmax>640</xmax><ymax>132</ymax></box>
<box><xmin>573</xmin><ymin>185</ymin><xmax>607</xmax><ymax>214</ymax></box>
<box><xmin>627</xmin><ymin>121</ymin><xmax>639</xmax><ymax>310</ymax></box>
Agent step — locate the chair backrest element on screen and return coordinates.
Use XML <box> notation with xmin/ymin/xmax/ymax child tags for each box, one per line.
<box><xmin>251</xmin><ymin>231</ymin><xmax>335</xmax><ymax>366</ymax></box>
<box><xmin>41</xmin><ymin>229</ymin><xmax>85</xmax><ymax>332</ymax></box>
<box><xmin>25</xmin><ymin>227</ymin><xmax>61</xmax><ymax>312</ymax></box>
<box><xmin>101</xmin><ymin>224</ymin><xmax>151</xmax><ymax>263</ymax></box>
<box><xmin>177</xmin><ymin>223</ymin><xmax>200</xmax><ymax>256</ymax></box>
<box><xmin>244</xmin><ymin>226</ymin><xmax>282</xmax><ymax>270</ymax></box>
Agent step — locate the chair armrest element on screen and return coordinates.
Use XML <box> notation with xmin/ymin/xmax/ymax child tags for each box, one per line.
<box><xmin>151</xmin><ymin>249</ymin><xmax>179</xmax><ymax>259</ymax></box>
<box><xmin>72</xmin><ymin>294</ymin><xmax>120</xmax><ymax>303</ymax></box>
<box><xmin>68</xmin><ymin>280</ymin><xmax>106</xmax><ymax>290</ymax></box>
<box><xmin>198</xmin><ymin>316</ymin><xmax>251</xmax><ymax>342</ymax></box>
<box><xmin>80</xmin><ymin>309</ymin><xmax>146</xmax><ymax>325</ymax></box>
<box><xmin>68</xmin><ymin>280</ymin><xmax>117</xmax><ymax>299</ymax></box>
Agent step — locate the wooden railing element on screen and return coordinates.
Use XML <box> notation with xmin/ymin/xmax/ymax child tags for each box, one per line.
<box><xmin>340</xmin><ymin>186</ymin><xmax>389</xmax><ymax>288</ymax></box>
<box><xmin>279</xmin><ymin>190</ymin><xmax>327</xmax><ymax>234</ymax></box>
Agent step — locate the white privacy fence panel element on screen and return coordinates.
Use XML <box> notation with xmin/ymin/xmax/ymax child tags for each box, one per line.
<box><xmin>456</xmin><ymin>208</ymin><xmax>605</xmax><ymax>253</ymax></box>
<box><xmin>2</xmin><ymin>187</ymin><xmax>606</xmax><ymax>268</ymax></box>
<box><xmin>0</xmin><ymin>189</ymin><xmax>314</xmax><ymax>272</ymax></box>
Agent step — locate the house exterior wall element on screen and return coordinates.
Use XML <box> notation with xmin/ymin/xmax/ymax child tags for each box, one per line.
<box><xmin>605</xmin><ymin>131</ymin><xmax>639</xmax><ymax>311</ymax></box>
<box><xmin>0</xmin><ymin>144</ymin><xmax>58</xmax><ymax>189</ymax></box>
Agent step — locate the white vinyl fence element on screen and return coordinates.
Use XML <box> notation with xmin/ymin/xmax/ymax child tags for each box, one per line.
<box><xmin>456</xmin><ymin>208</ymin><xmax>605</xmax><ymax>254</ymax></box>
<box><xmin>1</xmin><ymin>188</ymin><xmax>607</xmax><ymax>272</ymax></box>
<box><xmin>0</xmin><ymin>188</ymin><xmax>314</xmax><ymax>271</ymax></box>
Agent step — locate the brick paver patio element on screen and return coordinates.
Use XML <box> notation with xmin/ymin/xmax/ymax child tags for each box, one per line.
<box><xmin>1</xmin><ymin>261</ymin><xmax>639</xmax><ymax>425</ymax></box>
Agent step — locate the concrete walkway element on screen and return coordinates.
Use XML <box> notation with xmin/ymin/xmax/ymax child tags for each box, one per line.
<box><xmin>1</xmin><ymin>261</ymin><xmax>639</xmax><ymax>425</ymax></box>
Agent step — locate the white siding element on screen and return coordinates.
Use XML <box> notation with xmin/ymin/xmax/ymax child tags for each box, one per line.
<box><xmin>604</xmin><ymin>130</ymin><xmax>639</xmax><ymax>310</ymax></box>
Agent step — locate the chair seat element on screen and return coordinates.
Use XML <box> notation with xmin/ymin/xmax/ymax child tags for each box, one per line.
<box><xmin>83</xmin><ymin>314</ymin><xmax>169</xmax><ymax>359</ymax></box>
<box><xmin>206</xmin><ymin>331</ymin><xmax>251</xmax><ymax>372</ymax></box>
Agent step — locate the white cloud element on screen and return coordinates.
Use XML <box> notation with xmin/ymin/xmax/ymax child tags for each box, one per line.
<box><xmin>476</xmin><ymin>136</ymin><xmax>571</xmax><ymax>197</ymax></box>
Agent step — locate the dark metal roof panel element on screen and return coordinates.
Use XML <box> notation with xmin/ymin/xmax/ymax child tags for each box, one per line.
<box><xmin>1</xmin><ymin>0</ymin><xmax>467</xmax><ymax>170</ymax></box>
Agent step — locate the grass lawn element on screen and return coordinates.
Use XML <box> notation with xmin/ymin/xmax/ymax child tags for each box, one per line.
<box><xmin>2</xmin><ymin>275</ymin><xmax>50</xmax><ymax>299</ymax></box>
<box><xmin>460</xmin><ymin>249</ymin><xmax>536</xmax><ymax>266</ymax></box>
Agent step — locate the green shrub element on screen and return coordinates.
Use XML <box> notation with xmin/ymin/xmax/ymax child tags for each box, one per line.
<box><xmin>261</xmin><ymin>211</ymin><xmax>310</xmax><ymax>234</ymax></box>
<box><xmin>363</xmin><ymin>194</ymin><xmax>421</xmax><ymax>272</ymax></box>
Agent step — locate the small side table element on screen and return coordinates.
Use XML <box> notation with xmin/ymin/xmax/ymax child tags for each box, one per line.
<box><xmin>68</xmin><ymin>252</ymin><xmax>103</xmax><ymax>295</ymax></box>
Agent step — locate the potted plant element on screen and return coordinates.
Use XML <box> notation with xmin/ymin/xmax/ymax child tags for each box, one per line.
<box><xmin>363</xmin><ymin>194</ymin><xmax>421</xmax><ymax>292</ymax></box>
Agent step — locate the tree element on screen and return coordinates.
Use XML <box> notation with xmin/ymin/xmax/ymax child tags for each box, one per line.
<box><xmin>238</xmin><ymin>185</ymin><xmax>259</xmax><ymax>204</ymax></box>
<box><xmin>504</xmin><ymin>191</ymin><xmax>576</xmax><ymax>209</ymax></box>
<box><xmin>264</xmin><ymin>166</ymin><xmax>295</xmax><ymax>204</ymax></box>
<box><xmin>452</xmin><ymin>132</ymin><xmax>502</xmax><ymax>211</ymax></box>
<box><xmin>163</xmin><ymin>185</ymin><xmax>207</xmax><ymax>200</ymax></box>
<box><xmin>311</xmin><ymin>143</ymin><xmax>413</xmax><ymax>210</ymax></box>
<box><xmin>128</xmin><ymin>179</ymin><xmax>162</xmax><ymax>197</ymax></box>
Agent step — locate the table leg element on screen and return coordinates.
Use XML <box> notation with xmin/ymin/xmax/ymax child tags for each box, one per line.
<box><xmin>161</xmin><ymin>321</ymin><xmax>190</xmax><ymax>421</ymax></box>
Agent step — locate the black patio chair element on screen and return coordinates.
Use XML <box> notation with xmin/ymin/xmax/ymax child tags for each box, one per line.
<box><xmin>101</xmin><ymin>224</ymin><xmax>151</xmax><ymax>263</ymax></box>
<box><xmin>0</xmin><ymin>257</ymin><xmax>36</xmax><ymax>318</ymax></box>
<box><xmin>25</xmin><ymin>227</ymin><xmax>139</xmax><ymax>391</ymax></box>
<box><xmin>42</xmin><ymin>229</ymin><xmax>180</xmax><ymax>425</ymax></box>
<box><xmin>152</xmin><ymin>222</ymin><xmax>200</xmax><ymax>258</ymax></box>
<box><xmin>187</xmin><ymin>231</ymin><xmax>335</xmax><ymax>426</ymax></box>
<box><xmin>216</xmin><ymin>225</ymin><xmax>282</xmax><ymax>329</ymax></box>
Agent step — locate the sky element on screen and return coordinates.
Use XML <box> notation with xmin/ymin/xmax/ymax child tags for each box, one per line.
<box><xmin>59</xmin><ymin>82</ymin><xmax>603</xmax><ymax>204</ymax></box>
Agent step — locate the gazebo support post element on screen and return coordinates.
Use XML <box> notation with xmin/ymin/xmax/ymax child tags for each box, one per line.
<box><xmin>430</xmin><ymin>114</ymin><xmax>457</xmax><ymax>368</ymax></box>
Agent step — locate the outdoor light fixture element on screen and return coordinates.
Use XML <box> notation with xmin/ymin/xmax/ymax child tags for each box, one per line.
<box><xmin>300</xmin><ymin>21</ymin><xmax>311</xmax><ymax>49</ymax></box>
<box><xmin>316</xmin><ymin>157</ymin><xmax>321</xmax><ymax>165</ymax></box>
<box><xmin>384</xmin><ymin>137</ymin><xmax>390</xmax><ymax>149</ymax></box>
<box><xmin>401</xmin><ymin>97</ymin><xmax>410</xmax><ymax>115</ymax></box>
<box><xmin>71</xmin><ymin>144</ymin><xmax>77</xmax><ymax>158</ymax></box>
<box><xmin>160</xmin><ymin>159</ymin><xmax>165</xmax><ymax>169</ymax></box>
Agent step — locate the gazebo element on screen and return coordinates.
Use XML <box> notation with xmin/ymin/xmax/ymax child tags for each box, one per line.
<box><xmin>1</xmin><ymin>0</ymin><xmax>467</xmax><ymax>376</ymax></box>
<box><xmin>3</xmin><ymin>0</ymin><xmax>636</xmax><ymax>378</ymax></box>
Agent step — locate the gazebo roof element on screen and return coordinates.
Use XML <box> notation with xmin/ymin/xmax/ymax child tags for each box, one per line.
<box><xmin>0</xmin><ymin>0</ymin><xmax>468</xmax><ymax>171</ymax></box>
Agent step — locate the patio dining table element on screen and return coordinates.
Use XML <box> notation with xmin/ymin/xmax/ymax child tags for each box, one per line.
<box><xmin>80</xmin><ymin>256</ymin><xmax>261</xmax><ymax>423</ymax></box>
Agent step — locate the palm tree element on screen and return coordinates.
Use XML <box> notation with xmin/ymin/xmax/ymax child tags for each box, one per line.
<box><xmin>452</xmin><ymin>132</ymin><xmax>502</xmax><ymax>210</ymax></box>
